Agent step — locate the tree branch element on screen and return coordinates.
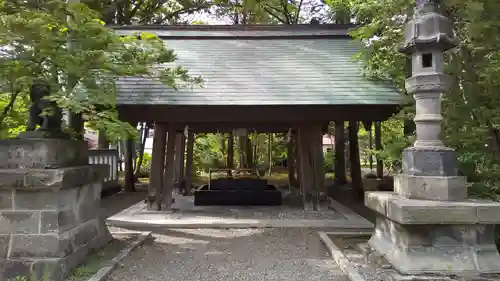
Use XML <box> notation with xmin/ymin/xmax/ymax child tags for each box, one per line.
<box><xmin>255</xmin><ymin>0</ymin><xmax>287</xmax><ymax>24</ymax></box>
<box><xmin>279</xmin><ymin>0</ymin><xmax>292</xmax><ymax>24</ymax></box>
<box><xmin>0</xmin><ymin>89</ymin><xmax>19</xmax><ymax>126</ymax></box>
<box><xmin>293</xmin><ymin>0</ymin><xmax>303</xmax><ymax>24</ymax></box>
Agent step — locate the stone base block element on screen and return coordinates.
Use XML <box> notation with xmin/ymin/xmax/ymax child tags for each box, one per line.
<box><xmin>394</xmin><ymin>174</ymin><xmax>467</xmax><ymax>201</ymax></box>
<box><xmin>0</xmin><ymin>167</ymin><xmax>112</xmax><ymax>281</ymax></box>
<box><xmin>402</xmin><ymin>147</ymin><xmax>458</xmax><ymax>177</ymax></box>
<box><xmin>0</xmin><ymin>219</ymin><xmax>112</xmax><ymax>281</ymax></box>
<box><xmin>0</xmin><ymin>165</ymin><xmax>108</xmax><ymax>189</ymax></box>
<box><xmin>365</xmin><ymin>192</ymin><xmax>500</xmax><ymax>224</ymax></box>
<box><xmin>0</xmin><ymin>139</ymin><xmax>88</xmax><ymax>169</ymax></box>
<box><xmin>369</xmin><ymin>215</ymin><xmax>500</xmax><ymax>275</ymax></box>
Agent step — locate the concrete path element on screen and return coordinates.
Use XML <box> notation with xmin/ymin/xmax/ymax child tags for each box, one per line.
<box><xmin>106</xmin><ymin>228</ymin><xmax>349</xmax><ymax>281</ymax></box>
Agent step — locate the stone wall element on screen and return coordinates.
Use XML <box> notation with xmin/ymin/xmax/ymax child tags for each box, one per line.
<box><xmin>0</xmin><ymin>140</ymin><xmax>112</xmax><ymax>281</ymax></box>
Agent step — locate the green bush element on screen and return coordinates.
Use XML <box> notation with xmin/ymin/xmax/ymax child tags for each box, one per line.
<box><xmin>324</xmin><ymin>150</ymin><xmax>335</xmax><ymax>172</ymax></box>
<box><xmin>135</xmin><ymin>152</ymin><xmax>152</xmax><ymax>178</ymax></box>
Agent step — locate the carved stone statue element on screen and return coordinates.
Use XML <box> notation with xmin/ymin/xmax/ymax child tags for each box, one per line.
<box><xmin>18</xmin><ymin>81</ymin><xmax>67</xmax><ymax>139</ymax></box>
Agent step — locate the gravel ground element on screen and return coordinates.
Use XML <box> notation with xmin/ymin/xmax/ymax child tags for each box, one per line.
<box><xmin>106</xmin><ymin>228</ymin><xmax>349</xmax><ymax>281</ymax></box>
<box><xmin>101</xmin><ymin>190</ymin><xmax>147</xmax><ymax>219</ymax></box>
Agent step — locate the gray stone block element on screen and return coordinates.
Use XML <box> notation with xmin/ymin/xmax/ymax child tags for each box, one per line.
<box><xmin>402</xmin><ymin>147</ymin><xmax>458</xmax><ymax>177</ymax></box>
<box><xmin>394</xmin><ymin>174</ymin><xmax>467</xmax><ymax>201</ymax></box>
<box><xmin>365</xmin><ymin>192</ymin><xmax>500</xmax><ymax>225</ymax></box>
<box><xmin>9</xmin><ymin>218</ymin><xmax>109</xmax><ymax>259</ymax></box>
<box><xmin>9</xmin><ymin>234</ymin><xmax>73</xmax><ymax>258</ymax></box>
<box><xmin>0</xmin><ymin>190</ymin><xmax>13</xmax><ymax>209</ymax></box>
<box><xmin>0</xmin><ymin>165</ymin><xmax>109</xmax><ymax>189</ymax></box>
<box><xmin>0</xmin><ymin>256</ymin><xmax>69</xmax><ymax>281</ymax></box>
<box><xmin>14</xmin><ymin>188</ymin><xmax>77</xmax><ymax>210</ymax></box>
<box><xmin>0</xmin><ymin>211</ymin><xmax>40</xmax><ymax>234</ymax></box>
<box><xmin>0</xmin><ymin>138</ymin><xmax>88</xmax><ymax>169</ymax></box>
<box><xmin>368</xmin><ymin>215</ymin><xmax>500</xmax><ymax>275</ymax></box>
<box><xmin>0</xmin><ymin>234</ymin><xmax>10</xmax><ymax>259</ymax></box>
<box><xmin>40</xmin><ymin>209</ymin><xmax>77</xmax><ymax>233</ymax></box>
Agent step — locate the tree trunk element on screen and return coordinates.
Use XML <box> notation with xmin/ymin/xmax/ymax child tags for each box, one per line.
<box><xmin>268</xmin><ymin>133</ymin><xmax>273</xmax><ymax>176</ymax></box>
<box><xmin>98</xmin><ymin>129</ymin><xmax>109</xmax><ymax>149</ymax></box>
<box><xmin>134</xmin><ymin>123</ymin><xmax>149</xmax><ymax>177</ymax></box>
<box><xmin>246</xmin><ymin>136</ymin><xmax>253</xmax><ymax>170</ymax></box>
<box><xmin>227</xmin><ymin>132</ymin><xmax>234</xmax><ymax>168</ymax></box>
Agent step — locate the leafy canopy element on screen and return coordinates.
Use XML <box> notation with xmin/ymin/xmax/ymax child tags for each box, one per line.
<box><xmin>0</xmin><ymin>0</ymin><xmax>201</xmax><ymax>140</ymax></box>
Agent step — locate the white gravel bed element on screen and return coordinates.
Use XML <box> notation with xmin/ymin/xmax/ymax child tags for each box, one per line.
<box><xmin>106</xmin><ymin>228</ymin><xmax>349</xmax><ymax>281</ymax></box>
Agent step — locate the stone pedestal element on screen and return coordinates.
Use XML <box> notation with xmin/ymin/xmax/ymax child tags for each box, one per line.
<box><xmin>0</xmin><ymin>139</ymin><xmax>112</xmax><ymax>281</ymax></box>
<box><xmin>365</xmin><ymin>1</ymin><xmax>500</xmax><ymax>276</ymax></box>
<box><xmin>366</xmin><ymin>192</ymin><xmax>500</xmax><ymax>275</ymax></box>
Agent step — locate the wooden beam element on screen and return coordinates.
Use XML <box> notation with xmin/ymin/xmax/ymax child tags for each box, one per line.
<box><xmin>118</xmin><ymin>104</ymin><xmax>399</xmax><ymax>125</ymax></box>
<box><xmin>149</xmin><ymin>123</ymin><xmax>167</xmax><ymax>209</ymax></box>
<box><xmin>185</xmin><ymin>132</ymin><xmax>195</xmax><ymax>195</ymax></box>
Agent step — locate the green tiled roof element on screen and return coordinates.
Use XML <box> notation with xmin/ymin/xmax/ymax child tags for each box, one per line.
<box><xmin>114</xmin><ymin>26</ymin><xmax>401</xmax><ymax>106</ymax></box>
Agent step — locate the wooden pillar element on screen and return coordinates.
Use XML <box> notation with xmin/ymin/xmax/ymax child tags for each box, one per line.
<box><xmin>185</xmin><ymin>132</ymin><xmax>195</xmax><ymax>196</ymax></box>
<box><xmin>297</xmin><ymin>123</ymin><xmax>324</xmax><ymax>210</ymax></box>
<box><xmin>124</xmin><ymin>138</ymin><xmax>136</xmax><ymax>192</ymax></box>
<box><xmin>149</xmin><ymin>123</ymin><xmax>167</xmax><ymax>208</ymax></box>
<box><xmin>348</xmin><ymin>121</ymin><xmax>363</xmax><ymax>197</ymax></box>
<box><xmin>160</xmin><ymin>126</ymin><xmax>177</xmax><ymax>210</ymax></box>
<box><xmin>173</xmin><ymin>133</ymin><xmax>183</xmax><ymax>183</ymax></box>
<box><xmin>334</xmin><ymin>121</ymin><xmax>347</xmax><ymax>185</ymax></box>
<box><xmin>287</xmin><ymin>132</ymin><xmax>298</xmax><ymax>188</ymax></box>
<box><xmin>375</xmin><ymin>121</ymin><xmax>384</xmax><ymax>178</ymax></box>
<box><xmin>312</xmin><ymin>126</ymin><xmax>325</xmax><ymax>209</ymax></box>
<box><xmin>293</xmin><ymin>132</ymin><xmax>301</xmax><ymax>189</ymax></box>
<box><xmin>179</xmin><ymin>134</ymin><xmax>186</xmax><ymax>181</ymax></box>
<box><xmin>297</xmin><ymin>124</ymin><xmax>314</xmax><ymax>209</ymax></box>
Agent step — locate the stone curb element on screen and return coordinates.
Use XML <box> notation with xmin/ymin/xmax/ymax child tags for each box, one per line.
<box><xmin>86</xmin><ymin>231</ymin><xmax>152</xmax><ymax>281</ymax></box>
<box><xmin>317</xmin><ymin>231</ymin><xmax>367</xmax><ymax>281</ymax></box>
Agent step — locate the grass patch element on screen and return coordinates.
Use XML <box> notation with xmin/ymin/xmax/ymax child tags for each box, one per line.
<box><xmin>68</xmin><ymin>235</ymin><xmax>137</xmax><ymax>281</ymax></box>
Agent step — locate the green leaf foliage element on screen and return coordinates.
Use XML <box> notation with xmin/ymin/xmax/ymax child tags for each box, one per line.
<box><xmin>0</xmin><ymin>1</ymin><xmax>201</xmax><ymax>141</ymax></box>
<box><xmin>326</xmin><ymin>0</ymin><xmax>500</xmax><ymax>199</ymax></box>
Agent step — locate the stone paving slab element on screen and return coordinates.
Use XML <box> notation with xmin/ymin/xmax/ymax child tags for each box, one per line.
<box><xmin>106</xmin><ymin>228</ymin><xmax>349</xmax><ymax>281</ymax></box>
<box><xmin>106</xmin><ymin>196</ymin><xmax>373</xmax><ymax>230</ymax></box>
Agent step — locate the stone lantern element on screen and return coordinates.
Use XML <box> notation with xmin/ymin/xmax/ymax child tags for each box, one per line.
<box><xmin>365</xmin><ymin>0</ymin><xmax>500</xmax><ymax>275</ymax></box>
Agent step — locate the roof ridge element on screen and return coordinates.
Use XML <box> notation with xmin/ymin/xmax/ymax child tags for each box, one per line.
<box><xmin>111</xmin><ymin>24</ymin><xmax>358</xmax><ymax>31</ymax></box>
